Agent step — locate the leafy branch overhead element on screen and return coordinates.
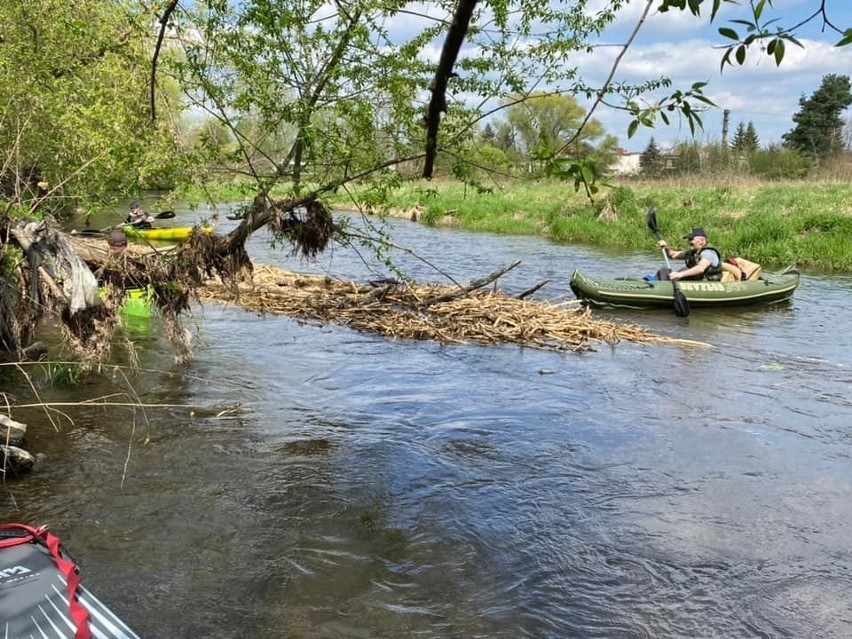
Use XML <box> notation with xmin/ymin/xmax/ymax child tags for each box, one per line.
<box><xmin>659</xmin><ymin>0</ymin><xmax>851</xmax><ymax>69</ymax></box>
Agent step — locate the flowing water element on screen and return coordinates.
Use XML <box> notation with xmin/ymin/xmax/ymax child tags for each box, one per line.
<box><xmin>3</xmin><ymin>206</ymin><xmax>851</xmax><ymax>638</ymax></box>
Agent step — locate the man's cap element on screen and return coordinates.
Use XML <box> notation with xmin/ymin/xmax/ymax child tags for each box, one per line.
<box><xmin>683</xmin><ymin>227</ymin><xmax>707</xmax><ymax>240</ymax></box>
<box><xmin>130</xmin><ymin>202</ymin><xmax>141</xmax><ymax>210</ymax></box>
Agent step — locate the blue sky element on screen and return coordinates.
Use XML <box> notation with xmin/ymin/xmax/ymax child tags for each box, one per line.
<box><xmin>576</xmin><ymin>0</ymin><xmax>852</xmax><ymax>152</ymax></box>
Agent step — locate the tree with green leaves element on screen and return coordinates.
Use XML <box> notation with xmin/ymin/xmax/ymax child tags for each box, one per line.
<box><xmin>782</xmin><ymin>74</ymin><xmax>852</xmax><ymax>158</ymax></box>
<box><xmin>0</xmin><ymin>0</ymin><xmax>181</xmax><ymax>216</ymax></box>
<box><xmin>500</xmin><ymin>93</ymin><xmax>617</xmax><ymax>176</ymax></box>
<box><xmin>673</xmin><ymin>141</ymin><xmax>702</xmax><ymax>174</ymax></box>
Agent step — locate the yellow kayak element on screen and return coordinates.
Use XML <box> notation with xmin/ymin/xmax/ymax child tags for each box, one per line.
<box><xmin>122</xmin><ymin>225</ymin><xmax>213</xmax><ymax>241</ymax></box>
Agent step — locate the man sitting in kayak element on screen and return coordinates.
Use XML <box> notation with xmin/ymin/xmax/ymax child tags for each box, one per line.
<box><xmin>656</xmin><ymin>228</ymin><xmax>723</xmax><ymax>281</ymax></box>
<box><xmin>126</xmin><ymin>202</ymin><xmax>155</xmax><ymax>228</ymax></box>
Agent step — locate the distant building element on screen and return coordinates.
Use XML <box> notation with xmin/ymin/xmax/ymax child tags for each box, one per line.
<box><xmin>609</xmin><ymin>148</ymin><xmax>641</xmax><ymax>176</ymax></box>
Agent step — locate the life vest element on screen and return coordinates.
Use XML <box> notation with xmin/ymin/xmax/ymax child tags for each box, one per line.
<box><xmin>684</xmin><ymin>245</ymin><xmax>723</xmax><ymax>281</ymax></box>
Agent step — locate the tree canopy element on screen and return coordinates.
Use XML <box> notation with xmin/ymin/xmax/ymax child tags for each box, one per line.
<box><xmin>732</xmin><ymin>121</ymin><xmax>760</xmax><ymax>154</ymax></box>
<box><xmin>782</xmin><ymin>74</ymin><xmax>852</xmax><ymax>158</ymax></box>
<box><xmin>0</xmin><ymin>0</ymin><xmax>180</xmax><ymax>216</ymax></box>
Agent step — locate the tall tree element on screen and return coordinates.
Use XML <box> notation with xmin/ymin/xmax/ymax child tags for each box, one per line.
<box><xmin>731</xmin><ymin>122</ymin><xmax>748</xmax><ymax>152</ymax></box>
<box><xmin>745</xmin><ymin>122</ymin><xmax>760</xmax><ymax>152</ymax></box>
<box><xmin>782</xmin><ymin>74</ymin><xmax>852</xmax><ymax>158</ymax></box>
<box><xmin>502</xmin><ymin>93</ymin><xmax>616</xmax><ymax>175</ymax></box>
<box><xmin>732</xmin><ymin>121</ymin><xmax>760</xmax><ymax>153</ymax></box>
<box><xmin>640</xmin><ymin>138</ymin><xmax>663</xmax><ymax>177</ymax></box>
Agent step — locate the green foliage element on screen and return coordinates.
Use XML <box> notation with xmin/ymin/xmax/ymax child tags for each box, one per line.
<box><xmin>703</xmin><ymin>143</ymin><xmax>732</xmax><ymax>172</ymax></box>
<box><xmin>48</xmin><ymin>362</ymin><xmax>85</xmax><ymax>387</ymax></box>
<box><xmin>0</xmin><ymin>0</ymin><xmax>181</xmax><ymax>213</ymax></box>
<box><xmin>732</xmin><ymin>121</ymin><xmax>760</xmax><ymax>154</ymax></box>
<box><xmin>353</xmin><ymin>170</ymin><xmax>405</xmax><ymax>211</ymax></box>
<box><xmin>749</xmin><ymin>147</ymin><xmax>812</xmax><ymax>179</ymax></box>
<box><xmin>640</xmin><ymin>138</ymin><xmax>663</xmax><ymax>177</ymax></box>
<box><xmin>500</xmin><ymin>93</ymin><xmax>615</xmax><ymax>175</ymax></box>
<box><xmin>672</xmin><ymin>141</ymin><xmax>703</xmax><ymax>173</ymax></box>
<box><xmin>625</xmin><ymin>82</ymin><xmax>715</xmax><ymax>141</ymax></box>
<box><xmin>547</xmin><ymin>158</ymin><xmax>611</xmax><ymax>200</ymax></box>
<box><xmin>783</xmin><ymin>74</ymin><xmax>852</xmax><ymax>158</ymax></box>
<box><xmin>384</xmin><ymin>177</ymin><xmax>852</xmax><ymax>271</ymax></box>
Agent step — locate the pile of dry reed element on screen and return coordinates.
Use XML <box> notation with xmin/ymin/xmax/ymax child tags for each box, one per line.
<box><xmin>199</xmin><ymin>264</ymin><xmax>702</xmax><ymax>353</ymax></box>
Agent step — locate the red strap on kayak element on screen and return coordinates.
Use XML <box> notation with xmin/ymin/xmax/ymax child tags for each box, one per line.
<box><xmin>0</xmin><ymin>523</ymin><xmax>92</xmax><ymax>639</ymax></box>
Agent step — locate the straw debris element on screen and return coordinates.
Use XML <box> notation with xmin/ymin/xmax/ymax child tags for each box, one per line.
<box><xmin>199</xmin><ymin>264</ymin><xmax>696</xmax><ymax>352</ymax></box>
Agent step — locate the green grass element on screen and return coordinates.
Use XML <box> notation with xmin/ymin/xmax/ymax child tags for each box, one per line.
<box><xmin>375</xmin><ymin>177</ymin><xmax>852</xmax><ymax>272</ymax></box>
<box><xmin>178</xmin><ymin>172</ymin><xmax>852</xmax><ymax>272</ymax></box>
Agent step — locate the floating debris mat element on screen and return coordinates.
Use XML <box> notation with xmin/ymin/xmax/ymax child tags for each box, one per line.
<box><xmin>198</xmin><ymin>264</ymin><xmax>701</xmax><ymax>352</ymax></box>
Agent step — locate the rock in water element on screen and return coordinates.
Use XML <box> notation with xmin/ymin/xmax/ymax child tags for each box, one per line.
<box><xmin>1</xmin><ymin>444</ymin><xmax>36</xmax><ymax>475</ymax></box>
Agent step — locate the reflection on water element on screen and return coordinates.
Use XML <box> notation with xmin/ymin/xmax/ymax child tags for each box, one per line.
<box><xmin>3</xmin><ymin>207</ymin><xmax>851</xmax><ymax>638</ymax></box>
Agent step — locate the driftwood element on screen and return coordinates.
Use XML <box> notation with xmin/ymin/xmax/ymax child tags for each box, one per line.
<box><xmin>2</xmin><ymin>204</ymin><xmax>703</xmax><ymax>366</ymax></box>
<box><xmin>517</xmin><ymin>280</ymin><xmax>550</xmax><ymax>299</ymax></box>
<box><xmin>420</xmin><ymin>260</ymin><xmax>522</xmax><ymax>306</ymax></box>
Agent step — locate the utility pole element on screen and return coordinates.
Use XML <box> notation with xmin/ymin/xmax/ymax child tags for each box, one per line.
<box><xmin>721</xmin><ymin>109</ymin><xmax>730</xmax><ymax>148</ymax></box>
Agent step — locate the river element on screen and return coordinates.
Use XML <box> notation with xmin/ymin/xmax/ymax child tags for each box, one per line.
<box><xmin>3</xmin><ymin>205</ymin><xmax>851</xmax><ymax>638</ymax></box>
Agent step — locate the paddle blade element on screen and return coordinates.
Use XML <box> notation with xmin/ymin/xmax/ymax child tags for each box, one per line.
<box><xmin>672</xmin><ymin>283</ymin><xmax>691</xmax><ymax>317</ymax></box>
<box><xmin>155</xmin><ymin>211</ymin><xmax>176</xmax><ymax>219</ymax></box>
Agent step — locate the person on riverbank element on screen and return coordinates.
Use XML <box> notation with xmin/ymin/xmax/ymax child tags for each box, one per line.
<box><xmin>656</xmin><ymin>227</ymin><xmax>723</xmax><ymax>281</ymax></box>
<box><xmin>126</xmin><ymin>202</ymin><xmax>154</xmax><ymax>228</ymax></box>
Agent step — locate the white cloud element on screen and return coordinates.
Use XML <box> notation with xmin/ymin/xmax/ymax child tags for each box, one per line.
<box><xmin>574</xmin><ymin>33</ymin><xmax>852</xmax><ymax>151</ymax></box>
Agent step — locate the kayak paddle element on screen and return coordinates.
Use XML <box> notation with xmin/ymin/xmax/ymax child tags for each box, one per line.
<box><xmin>71</xmin><ymin>210</ymin><xmax>176</xmax><ymax>236</ymax></box>
<box><xmin>646</xmin><ymin>206</ymin><xmax>690</xmax><ymax>318</ymax></box>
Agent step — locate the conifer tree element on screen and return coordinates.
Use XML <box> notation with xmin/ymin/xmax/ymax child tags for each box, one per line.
<box><xmin>783</xmin><ymin>74</ymin><xmax>852</xmax><ymax>157</ymax></box>
<box><xmin>731</xmin><ymin>122</ymin><xmax>748</xmax><ymax>152</ymax></box>
<box><xmin>745</xmin><ymin>122</ymin><xmax>760</xmax><ymax>152</ymax></box>
<box><xmin>640</xmin><ymin>137</ymin><xmax>663</xmax><ymax>177</ymax></box>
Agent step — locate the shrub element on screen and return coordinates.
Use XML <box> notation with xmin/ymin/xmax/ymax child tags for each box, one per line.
<box><xmin>749</xmin><ymin>148</ymin><xmax>812</xmax><ymax>180</ymax></box>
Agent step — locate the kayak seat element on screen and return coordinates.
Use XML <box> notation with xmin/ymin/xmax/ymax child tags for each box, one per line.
<box><xmin>732</xmin><ymin>257</ymin><xmax>762</xmax><ymax>281</ymax></box>
<box><xmin>721</xmin><ymin>262</ymin><xmax>742</xmax><ymax>282</ymax></box>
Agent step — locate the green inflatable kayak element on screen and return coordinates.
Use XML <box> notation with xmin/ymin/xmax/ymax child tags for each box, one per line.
<box><xmin>570</xmin><ymin>265</ymin><xmax>800</xmax><ymax>310</ymax></box>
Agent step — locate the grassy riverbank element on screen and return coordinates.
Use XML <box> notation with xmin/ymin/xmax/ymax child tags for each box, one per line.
<box><xmin>181</xmin><ymin>174</ymin><xmax>852</xmax><ymax>272</ymax></box>
<box><xmin>370</xmin><ymin>176</ymin><xmax>852</xmax><ymax>272</ymax></box>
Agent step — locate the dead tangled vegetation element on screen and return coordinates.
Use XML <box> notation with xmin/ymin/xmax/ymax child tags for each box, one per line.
<box><xmin>2</xmin><ymin>197</ymin><xmax>700</xmax><ymax>364</ymax></box>
<box><xmin>0</xmin><ymin>198</ymin><xmax>334</xmax><ymax>363</ymax></box>
<box><xmin>198</xmin><ymin>263</ymin><xmax>700</xmax><ymax>353</ymax></box>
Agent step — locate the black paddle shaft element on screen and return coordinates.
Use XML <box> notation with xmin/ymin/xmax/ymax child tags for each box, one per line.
<box><xmin>645</xmin><ymin>206</ymin><xmax>690</xmax><ymax>317</ymax></box>
<box><xmin>71</xmin><ymin>211</ymin><xmax>176</xmax><ymax>236</ymax></box>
